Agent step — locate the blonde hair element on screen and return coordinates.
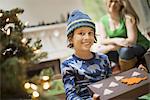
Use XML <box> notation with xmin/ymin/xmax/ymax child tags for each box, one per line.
<box><xmin>106</xmin><ymin>0</ymin><xmax>139</xmax><ymax>23</ymax></box>
<box><xmin>120</xmin><ymin>0</ymin><xmax>139</xmax><ymax>23</ymax></box>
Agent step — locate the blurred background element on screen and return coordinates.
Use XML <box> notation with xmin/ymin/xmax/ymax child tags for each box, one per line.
<box><xmin>0</xmin><ymin>0</ymin><xmax>149</xmax><ymax>99</ymax></box>
<box><xmin>1</xmin><ymin>0</ymin><xmax>149</xmax><ymax>61</ymax></box>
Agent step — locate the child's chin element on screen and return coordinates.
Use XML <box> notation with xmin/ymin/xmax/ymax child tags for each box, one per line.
<box><xmin>82</xmin><ymin>47</ymin><xmax>91</xmax><ymax>51</ymax></box>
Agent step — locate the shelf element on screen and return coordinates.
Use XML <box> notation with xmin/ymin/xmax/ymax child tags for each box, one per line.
<box><xmin>23</xmin><ymin>23</ymin><xmax>66</xmax><ymax>33</ymax></box>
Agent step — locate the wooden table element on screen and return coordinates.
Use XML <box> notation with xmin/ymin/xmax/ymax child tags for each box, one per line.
<box><xmin>88</xmin><ymin>68</ymin><xmax>150</xmax><ymax>100</ymax></box>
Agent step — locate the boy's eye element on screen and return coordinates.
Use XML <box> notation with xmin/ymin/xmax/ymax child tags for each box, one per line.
<box><xmin>79</xmin><ymin>32</ymin><xmax>85</xmax><ymax>35</ymax></box>
<box><xmin>78</xmin><ymin>32</ymin><xmax>94</xmax><ymax>36</ymax></box>
<box><xmin>89</xmin><ymin>32</ymin><xmax>94</xmax><ymax>35</ymax></box>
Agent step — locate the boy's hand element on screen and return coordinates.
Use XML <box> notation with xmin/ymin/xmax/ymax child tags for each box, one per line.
<box><xmin>92</xmin><ymin>94</ymin><xmax>100</xmax><ymax>100</ymax></box>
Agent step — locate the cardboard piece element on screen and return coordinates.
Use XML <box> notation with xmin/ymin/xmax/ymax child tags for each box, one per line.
<box><xmin>103</xmin><ymin>89</ymin><xmax>113</xmax><ymax>95</ymax></box>
<box><xmin>109</xmin><ymin>81</ymin><xmax>119</xmax><ymax>87</ymax></box>
<box><xmin>121</xmin><ymin>76</ymin><xmax>147</xmax><ymax>85</ymax></box>
<box><xmin>92</xmin><ymin>83</ymin><xmax>103</xmax><ymax>88</ymax></box>
<box><xmin>132</xmin><ymin>71</ymin><xmax>141</xmax><ymax>77</ymax></box>
<box><xmin>88</xmin><ymin>68</ymin><xmax>150</xmax><ymax>100</ymax></box>
<box><xmin>114</xmin><ymin>76</ymin><xmax>124</xmax><ymax>81</ymax></box>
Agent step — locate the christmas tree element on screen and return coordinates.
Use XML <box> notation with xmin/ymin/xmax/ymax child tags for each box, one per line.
<box><xmin>0</xmin><ymin>8</ymin><xmax>47</xmax><ymax>99</ymax></box>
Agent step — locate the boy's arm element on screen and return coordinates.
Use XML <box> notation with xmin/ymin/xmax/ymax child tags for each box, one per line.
<box><xmin>61</xmin><ymin>64</ymin><xmax>82</xmax><ymax>100</ymax></box>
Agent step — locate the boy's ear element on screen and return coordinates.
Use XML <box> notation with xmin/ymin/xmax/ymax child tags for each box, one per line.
<box><xmin>68</xmin><ymin>32</ymin><xmax>74</xmax><ymax>42</ymax></box>
<box><xmin>68</xmin><ymin>36</ymin><xmax>73</xmax><ymax>43</ymax></box>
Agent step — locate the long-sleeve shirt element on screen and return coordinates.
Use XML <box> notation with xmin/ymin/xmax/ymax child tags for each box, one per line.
<box><xmin>61</xmin><ymin>52</ymin><xmax>112</xmax><ymax>100</ymax></box>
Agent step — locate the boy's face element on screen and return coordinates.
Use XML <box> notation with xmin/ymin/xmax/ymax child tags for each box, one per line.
<box><xmin>71</xmin><ymin>27</ymin><xmax>95</xmax><ymax>52</ymax></box>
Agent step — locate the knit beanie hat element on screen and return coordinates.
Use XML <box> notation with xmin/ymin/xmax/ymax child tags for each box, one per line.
<box><xmin>66</xmin><ymin>10</ymin><xmax>95</xmax><ymax>35</ymax></box>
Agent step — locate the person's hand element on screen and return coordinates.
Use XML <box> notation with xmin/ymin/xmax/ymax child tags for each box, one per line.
<box><xmin>92</xmin><ymin>94</ymin><xmax>100</xmax><ymax>100</ymax></box>
<box><xmin>113</xmin><ymin>38</ymin><xmax>132</xmax><ymax>47</ymax></box>
<box><xmin>138</xmin><ymin>64</ymin><xmax>148</xmax><ymax>73</ymax></box>
<box><xmin>97</xmin><ymin>45</ymin><xmax>110</xmax><ymax>53</ymax></box>
<box><xmin>97</xmin><ymin>44</ymin><xmax>120</xmax><ymax>53</ymax></box>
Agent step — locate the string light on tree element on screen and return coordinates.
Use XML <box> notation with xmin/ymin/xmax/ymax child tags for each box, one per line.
<box><xmin>16</xmin><ymin>13</ymin><xmax>19</xmax><ymax>17</ymax></box>
<box><xmin>6</xmin><ymin>18</ymin><xmax>9</xmax><ymax>22</ymax></box>
<box><xmin>21</xmin><ymin>38</ymin><xmax>28</xmax><ymax>44</ymax></box>
<box><xmin>30</xmin><ymin>83</ymin><xmax>38</xmax><ymax>90</ymax></box>
<box><xmin>2</xmin><ymin>48</ymin><xmax>12</xmax><ymax>56</ymax></box>
<box><xmin>1</xmin><ymin>28</ymin><xmax>5</xmax><ymax>33</ymax></box>
<box><xmin>43</xmin><ymin>82</ymin><xmax>50</xmax><ymax>90</ymax></box>
<box><xmin>24</xmin><ymin>82</ymin><xmax>31</xmax><ymax>89</ymax></box>
<box><xmin>6</xmin><ymin>28</ymin><xmax>11</xmax><ymax>35</ymax></box>
<box><xmin>42</xmin><ymin>76</ymin><xmax>49</xmax><ymax>81</ymax></box>
<box><xmin>32</xmin><ymin>91</ymin><xmax>39</xmax><ymax>98</ymax></box>
<box><xmin>24</xmin><ymin>21</ymin><xmax>29</xmax><ymax>26</ymax></box>
<box><xmin>34</xmin><ymin>49</ymin><xmax>41</xmax><ymax>54</ymax></box>
<box><xmin>32</xmin><ymin>47</ymin><xmax>37</xmax><ymax>51</ymax></box>
<box><xmin>0</xmin><ymin>13</ymin><xmax>3</xmax><ymax>17</ymax></box>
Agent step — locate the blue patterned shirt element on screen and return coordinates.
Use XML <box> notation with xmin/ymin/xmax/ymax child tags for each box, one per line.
<box><xmin>61</xmin><ymin>52</ymin><xmax>112</xmax><ymax>100</ymax></box>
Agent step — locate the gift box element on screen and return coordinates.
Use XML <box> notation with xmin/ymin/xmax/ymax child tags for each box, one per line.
<box><xmin>88</xmin><ymin>68</ymin><xmax>150</xmax><ymax>100</ymax></box>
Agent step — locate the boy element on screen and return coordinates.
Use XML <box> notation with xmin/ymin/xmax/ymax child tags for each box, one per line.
<box><xmin>61</xmin><ymin>10</ymin><xmax>112</xmax><ymax>100</ymax></box>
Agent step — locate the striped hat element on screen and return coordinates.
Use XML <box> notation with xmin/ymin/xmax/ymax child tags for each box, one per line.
<box><xmin>66</xmin><ymin>10</ymin><xmax>95</xmax><ymax>35</ymax></box>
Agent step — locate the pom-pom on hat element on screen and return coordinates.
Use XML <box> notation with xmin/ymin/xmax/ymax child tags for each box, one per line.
<box><xmin>66</xmin><ymin>10</ymin><xmax>95</xmax><ymax>35</ymax></box>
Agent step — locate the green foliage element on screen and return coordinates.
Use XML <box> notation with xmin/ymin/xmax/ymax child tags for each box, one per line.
<box><xmin>1</xmin><ymin>57</ymin><xmax>25</xmax><ymax>94</ymax></box>
<box><xmin>138</xmin><ymin>93</ymin><xmax>150</xmax><ymax>100</ymax></box>
<box><xmin>40</xmin><ymin>67</ymin><xmax>54</xmax><ymax>78</ymax></box>
<box><xmin>0</xmin><ymin>8</ymin><xmax>47</xmax><ymax>99</ymax></box>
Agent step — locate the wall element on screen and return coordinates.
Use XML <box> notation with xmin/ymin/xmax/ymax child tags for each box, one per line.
<box><xmin>23</xmin><ymin>23</ymin><xmax>74</xmax><ymax>61</ymax></box>
<box><xmin>0</xmin><ymin>0</ymin><xmax>83</xmax><ymax>26</ymax></box>
<box><xmin>129</xmin><ymin>0</ymin><xmax>150</xmax><ymax>40</ymax></box>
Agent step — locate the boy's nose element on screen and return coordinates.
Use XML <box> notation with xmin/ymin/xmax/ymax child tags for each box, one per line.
<box><xmin>84</xmin><ymin>33</ymin><xmax>90</xmax><ymax>39</ymax></box>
